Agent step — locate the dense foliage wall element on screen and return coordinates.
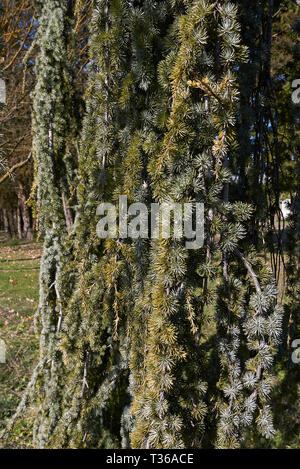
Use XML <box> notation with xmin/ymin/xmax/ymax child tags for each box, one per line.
<box><xmin>1</xmin><ymin>0</ymin><xmax>299</xmax><ymax>449</ymax></box>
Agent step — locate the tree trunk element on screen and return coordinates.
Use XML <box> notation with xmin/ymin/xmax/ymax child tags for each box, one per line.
<box><xmin>2</xmin><ymin>208</ymin><xmax>9</xmax><ymax>234</ymax></box>
<box><xmin>6</xmin><ymin>209</ymin><xmax>16</xmax><ymax>237</ymax></box>
<box><xmin>18</xmin><ymin>183</ymin><xmax>32</xmax><ymax>240</ymax></box>
<box><xmin>17</xmin><ymin>206</ymin><xmax>22</xmax><ymax>239</ymax></box>
<box><xmin>62</xmin><ymin>192</ymin><xmax>73</xmax><ymax>233</ymax></box>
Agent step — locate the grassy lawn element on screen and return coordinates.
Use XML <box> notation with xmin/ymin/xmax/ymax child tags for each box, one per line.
<box><xmin>0</xmin><ymin>233</ymin><xmax>41</xmax><ymax>448</ymax></box>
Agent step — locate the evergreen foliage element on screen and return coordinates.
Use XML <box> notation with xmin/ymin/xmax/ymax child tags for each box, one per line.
<box><xmin>31</xmin><ymin>0</ymin><xmax>78</xmax><ymax>447</ymax></box>
<box><xmin>2</xmin><ymin>0</ymin><xmax>298</xmax><ymax>449</ymax></box>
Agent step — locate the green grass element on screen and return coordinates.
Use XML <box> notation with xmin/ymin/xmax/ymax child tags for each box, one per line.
<box><xmin>0</xmin><ymin>233</ymin><xmax>41</xmax><ymax>448</ymax></box>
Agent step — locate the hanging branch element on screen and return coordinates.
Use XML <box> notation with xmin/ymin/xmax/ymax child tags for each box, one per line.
<box><xmin>234</xmin><ymin>248</ymin><xmax>262</xmax><ymax>294</ymax></box>
<box><xmin>0</xmin><ymin>151</ymin><xmax>32</xmax><ymax>185</ymax></box>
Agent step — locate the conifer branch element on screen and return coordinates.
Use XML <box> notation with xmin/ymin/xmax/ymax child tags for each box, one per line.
<box><xmin>234</xmin><ymin>248</ymin><xmax>262</xmax><ymax>294</ymax></box>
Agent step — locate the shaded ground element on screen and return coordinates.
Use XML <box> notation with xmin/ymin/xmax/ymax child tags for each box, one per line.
<box><xmin>0</xmin><ymin>232</ymin><xmax>41</xmax><ymax>448</ymax></box>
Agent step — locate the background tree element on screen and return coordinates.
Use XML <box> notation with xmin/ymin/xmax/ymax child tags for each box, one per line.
<box><xmin>0</xmin><ymin>0</ymin><xmax>91</xmax><ymax>238</ymax></box>
<box><xmin>0</xmin><ymin>0</ymin><xmax>36</xmax><ymax>238</ymax></box>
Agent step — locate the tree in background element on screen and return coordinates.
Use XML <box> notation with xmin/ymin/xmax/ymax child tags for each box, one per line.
<box><xmin>0</xmin><ymin>0</ymin><xmax>35</xmax><ymax>238</ymax></box>
<box><xmin>0</xmin><ymin>0</ymin><xmax>91</xmax><ymax>238</ymax></box>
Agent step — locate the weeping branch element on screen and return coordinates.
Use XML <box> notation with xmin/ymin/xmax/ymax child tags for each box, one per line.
<box><xmin>234</xmin><ymin>247</ymin><xmax>262</xmax><ymax>294</ymax></box>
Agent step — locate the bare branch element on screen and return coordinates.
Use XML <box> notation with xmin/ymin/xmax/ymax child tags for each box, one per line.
<box><xmin>0</xmin><ymin>152</ymin><xmax>32</xmax><ymax>185</ymax></box>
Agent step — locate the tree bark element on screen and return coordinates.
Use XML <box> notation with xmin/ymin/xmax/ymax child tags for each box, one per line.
<box><xmin>2</xmin><ymin>208</ymin><xmax>9</xmax><ymax>234</ymax></box>
<box><xmin>17</xmin><ymin>183</ymin><xmax>32</xmax><ymax>239</ymax></box>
